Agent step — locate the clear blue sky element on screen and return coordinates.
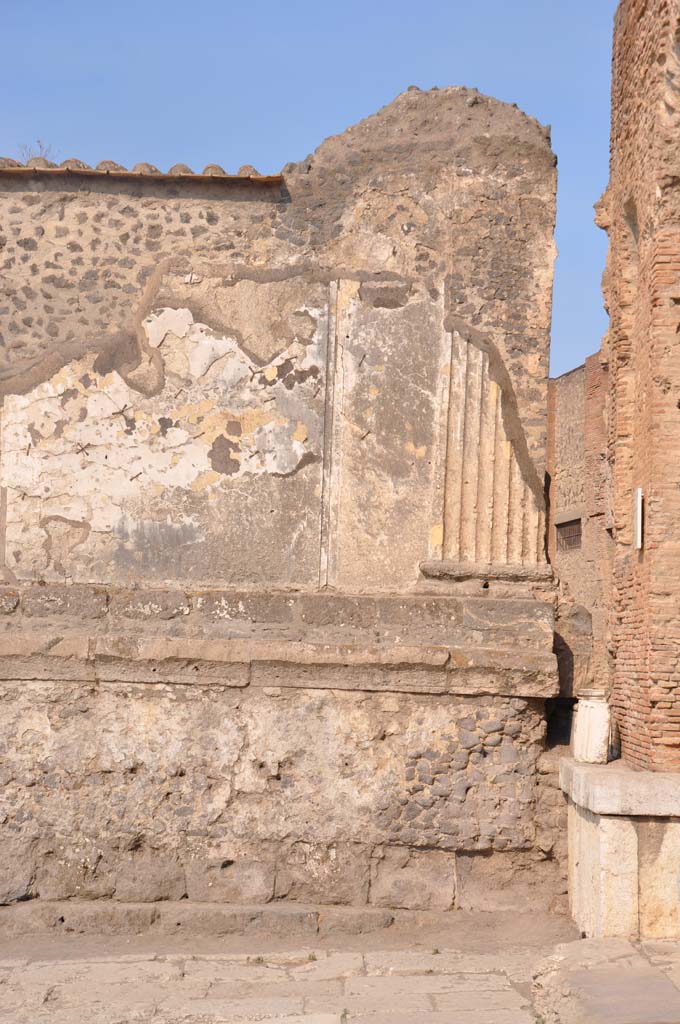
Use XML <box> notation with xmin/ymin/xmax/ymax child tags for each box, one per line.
<box><xmin>4</xmin><ymin>0</ymin><xmax>618</xmax><ymax>376</ymax></box>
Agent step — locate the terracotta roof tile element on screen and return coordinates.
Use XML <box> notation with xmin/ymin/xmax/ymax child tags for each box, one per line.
<box><xmin>131</xmin><ymin>161</ymin><xmax>161</xmax><ymax>174</ymax></box>
<box><xmin>60</xmin><ymin>158</ymin><xmax>91</xmax><ymax>170</ymax></box>
<box><xmin>26</xmin><ymin>156</ymin><xmax>56</xmax><ymax>168</ymax></box>
<box><xmin>0</xmin><ymin>158</ymin><xmax>283</xmax><ymax>186</ymax></box>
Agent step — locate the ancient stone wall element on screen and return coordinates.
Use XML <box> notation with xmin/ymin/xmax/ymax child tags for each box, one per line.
<box><xmin>598</xmin><ymin>0</ymin><xmax>680</xmax><ymax>770</ymax></box>
<box><xmin>0</xmin><ymin>87</ymin><xmax>561</xmax><ymax>908</ymax></box>
<box><xmin>548</xmin><ymin>367</ymin><xmax>586</xmax><ymax>533</ymax></box>
<box><xmin>548</xmin><ymin>359</ymin><xmax>611</xmax><ymax>698</ymax></box>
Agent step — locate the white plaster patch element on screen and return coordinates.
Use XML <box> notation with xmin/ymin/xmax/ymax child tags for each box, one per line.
<box><xmin>187</xmin><ymin>326</ymin><xmax>239</xmax><ymax>380</ymax></box>
<box><xmin>143</xmin><ymin>307</ymin><xmax>194</xmax><ymax>348</ymax></box>
<box><xmin>0</xmin><ymin>300</ymin><xmax>327</xmax><ymax>580</ymax></box>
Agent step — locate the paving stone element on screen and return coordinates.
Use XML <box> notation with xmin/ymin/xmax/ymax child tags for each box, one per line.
<box><xmin>182</xmin><ymin>958</ymin><xmax>290</xmax><ymax>984</ymax></box>
<box><xmin>363</xmin><ymin>949</ymin><xmax>467</xmax><ymax>974</ymax></box>
<box><xmin>207</xmin><ymin>978</ymin><xmax>345</xmax><ymax>1000</ymax></box>
<box><xmin>641</xmin><ymin>939</ymin><xmax>680</xmax><ymax>989</ymax></box>
<box><xmin>162</xmin><ymin>994</ymin><xmax>306</xmax><ymax>1017</ymax></box>
<box><xmin>432</xmin><ymin>987</ymin><xmax>529</xmax><ymax>1011</ymax></box>
<box><xmin>349</xmin><ymin>1015</ymin><xmax>531</xmax><ymax>1024</ymax></box>
<box><xmin>533</xmin><ymin>938</ymin><xmax>680</xmax><ymax>1024</ymax></box>
<box><xmin>251</xmin><ymin>1018</ymin><xmax>342</xmax><ymax>1024</ymax></box>
<box><xmin>285</xmin><ymin>952</ymin><xmax>364</xmax><ymax>980</ymax></box>
<box><xmin>347</xmin><ymin>973</ymin><xmax>510</xmax><ymax>996</ymax></box>
<box><xmin>0</xmin><ymin>1013</ymin><xmax>154</xmax><ymax>1024</ymax></box>
<box><xmin>563</xmin><ymin>965</ymin><xmax>680</xmax><ymax>1024</ymax></box>
<box><xmin>231</xmin><ymin>1018</ymin><xmax>342</xmax><ymax>1024</ymax></box>
<box><xmin>348</xmin><ymin>1017</ymin><xmax>461</xmax><ymax>1024</ymax></box>
<box><xmin>0</xmin><ymin>912</ymin><xmax>639</xmax><ymax>1024</ymax></box>
<box><xmin>53</xmin><ymin>981</ymin><xmax>208</xmax><ymax>1010</ymax></box>
<box><xmin>306</xmin><ymin>989</ymin><xmax>434</xmax><ymax>1015</ymax></box>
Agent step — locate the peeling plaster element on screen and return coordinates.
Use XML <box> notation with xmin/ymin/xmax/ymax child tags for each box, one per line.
<box><xmin>0</xmin><ymin>295</ymin><xmax>327</xmax><ymax>580</ymax></box>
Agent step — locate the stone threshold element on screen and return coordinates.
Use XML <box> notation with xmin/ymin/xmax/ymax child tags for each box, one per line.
<box><xmin>0</xmin><ymin>900</ymin><xmax>395</xmax><ymax>938</ymax></box>
<box><xmin>0</xmin><ymin>632</ymin><xmax>558</xmax><ymax>696</ymax></box>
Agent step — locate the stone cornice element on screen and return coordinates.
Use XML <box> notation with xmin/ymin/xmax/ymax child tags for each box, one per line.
<box><xmin>0</xmin><ymin>632</ymin><xmax>558</xmax><ymax>697</ymax></box>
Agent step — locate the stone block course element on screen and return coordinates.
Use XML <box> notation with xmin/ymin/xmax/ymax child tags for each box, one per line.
<box><xmin>0</xmin><ymin>682</ymin><xmax>552</xmax><ymax>901</ymax></box>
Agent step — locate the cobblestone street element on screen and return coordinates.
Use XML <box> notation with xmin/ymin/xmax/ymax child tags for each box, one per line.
<box><xmin>7</xmin><ymin>908</ymin><xmax>680</xmax><ymax>1023</ymax></box>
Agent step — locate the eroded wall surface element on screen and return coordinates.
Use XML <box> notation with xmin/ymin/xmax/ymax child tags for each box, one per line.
<box><xmin>0</xmin><ymin>87</ymin><xmax>561</xmax><ymax>909</ymax></box>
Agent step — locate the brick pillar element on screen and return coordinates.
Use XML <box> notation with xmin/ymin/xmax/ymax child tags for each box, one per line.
<box><xmin>603</xmin><ymin>0</ymin><xmax>680</xmax><ymax>770</ymax></box>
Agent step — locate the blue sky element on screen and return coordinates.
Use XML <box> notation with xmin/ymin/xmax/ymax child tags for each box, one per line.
<box><xmin>4</xmin><ymin>0</ymin><xmax>618</xmax><ymax>376</ymax></box>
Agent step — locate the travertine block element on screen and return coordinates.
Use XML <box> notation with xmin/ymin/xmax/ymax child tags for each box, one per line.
<box><xmin>639</xmin><ymin>819</ymin><xmax>680</xmax><ymax>938</ymax></box>
<box><xmin>563</xmin><ymin>758</ymin><xmax>680</xmax><ymax>938</ymax></box>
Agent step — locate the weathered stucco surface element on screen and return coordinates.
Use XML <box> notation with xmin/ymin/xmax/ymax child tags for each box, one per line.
<box><xmin>3</xmin><ymin>284</ymin><xmax>329</xmax><ymax>586</ymax></box>
<box><xmin>0</xmin><ymin>86</ymin><xmax>555</xmax><ymax>587</ymax></box>
<box><xmin>0</xmin><ymin>86</ymin><xmax>562</xmax><ymax>913</ymax></box>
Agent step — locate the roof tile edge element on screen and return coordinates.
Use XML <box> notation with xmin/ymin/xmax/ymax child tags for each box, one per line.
<box><xmin>0</xmin><ymin>163</ymin><xmax>283</xmax><ymax>185</ymax></box>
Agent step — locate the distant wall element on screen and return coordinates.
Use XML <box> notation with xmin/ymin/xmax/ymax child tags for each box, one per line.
<box><xmin>548</xmin><ymin>358</ymin><xmax>610</xmax><ymax>697</ymax></box>
<box><xmin>548</xmin><ymin>366</ymin><xmax>586</xmax><ymax>527</ymax></box>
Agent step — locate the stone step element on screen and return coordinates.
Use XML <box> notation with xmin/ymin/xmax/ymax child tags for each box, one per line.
<box><xmin>0</xmin><ymin>900</ymin><xmax>395</xmax><ymax>938</ymax></box>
